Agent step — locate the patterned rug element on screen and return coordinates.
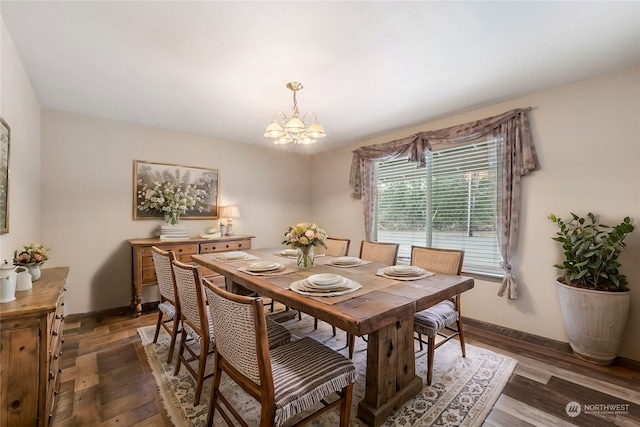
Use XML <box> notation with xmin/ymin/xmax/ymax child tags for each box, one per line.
<box><xmin>138</xmin><ymin>315</ymin><xmax>516</xmax><ymax>426</ymax></box>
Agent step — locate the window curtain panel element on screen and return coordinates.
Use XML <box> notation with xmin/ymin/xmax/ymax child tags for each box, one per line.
<box><xmin>349</xmin><ymin>108</ymin><xmax>539</xmax><ymax>299</ymax></box>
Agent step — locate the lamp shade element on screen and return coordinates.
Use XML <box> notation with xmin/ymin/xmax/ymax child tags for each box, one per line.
<box><xmin>220</xmin><ymin>206</ymin><xmax>240</xmax><ymax>218</ymax></box>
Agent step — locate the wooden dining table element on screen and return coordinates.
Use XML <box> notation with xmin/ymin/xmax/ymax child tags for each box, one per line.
<box><xmin>192</xmin><ymin>248</ymin><xmax>474</xmax><ymax>427</ymax></box>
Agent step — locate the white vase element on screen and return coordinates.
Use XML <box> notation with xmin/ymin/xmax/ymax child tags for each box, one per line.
<box><xmin>556</xmin><ymin>280</ymin><xmax>631</xmax><ymax>365</ymax></box>
<box><xmin>26</xmin><ymin>263</ymin><xmax>42</xmax><ymax>281</ymax></box>
<box><xmin>164</xmin><ymin>212</ymin><xmax>181</xmax><ymax>226</ymax></box>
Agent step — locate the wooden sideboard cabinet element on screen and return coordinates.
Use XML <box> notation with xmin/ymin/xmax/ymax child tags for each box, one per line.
<box><xmin>128</xmin><ymin>235</ymin><xmax>254</xmax><ymax>316</ymax></box>
<box><xmin>0</xmin><ymin>267</ymin><xmax>69</xmax><ymax>427</ymax></box>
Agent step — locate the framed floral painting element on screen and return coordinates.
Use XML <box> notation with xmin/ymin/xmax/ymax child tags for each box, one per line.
<box><xmin>0</xmin><ymin>117</ymin><xmax>9</xmax><ymax>234</ymax></box>
<box><xmin>133</xmin><ymin>160</ymin><xmax>219</xmax><ymax>221</ymax></box>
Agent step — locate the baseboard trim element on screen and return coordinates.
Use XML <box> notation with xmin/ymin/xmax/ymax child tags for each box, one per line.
<box><xmin>463</xmin><ymin>316</ymin><xmax>639</xmax><ymax>372</ymax></box>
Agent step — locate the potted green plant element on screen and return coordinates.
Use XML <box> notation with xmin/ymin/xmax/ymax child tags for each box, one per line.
<box><xmin>549</xmin><ymin>212</ymin><xmax>635</xmax><ymax>364</ymax></box>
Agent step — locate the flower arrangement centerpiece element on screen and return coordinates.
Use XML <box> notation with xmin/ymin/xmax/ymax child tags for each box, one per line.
<box><xmin>13</xmin><ymin>243</ymin><xmax>49</xmax><ymax>281</ymax></box>
<box><xmin>282</xmin><ymin>222</ymin><xmax>327</xmax><ymax>268</ymax></box>
<box><xmin>137</xmin><ymin>179</ymin><xmax>207</xmax><ymax>226</ymax></box>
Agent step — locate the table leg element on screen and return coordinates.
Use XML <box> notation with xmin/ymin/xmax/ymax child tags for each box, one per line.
<box><xmin>357</xmin><ymin>316</ymin><xmax>422</xmax><ymax>427</ymax></box>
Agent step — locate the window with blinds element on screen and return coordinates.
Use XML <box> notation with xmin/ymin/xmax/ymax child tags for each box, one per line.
<box><xmin>375</xmin><ymin>138</ymin><xmax>503</xmax><ymax>277</ymax></box>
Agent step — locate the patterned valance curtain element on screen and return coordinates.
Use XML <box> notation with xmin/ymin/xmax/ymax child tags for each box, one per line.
<box><xmin>349</xmin><ymin>108</ymin><xmax>539</xmax><ymax>299</ymax></box>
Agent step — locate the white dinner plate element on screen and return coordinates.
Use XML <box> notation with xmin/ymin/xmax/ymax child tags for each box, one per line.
<box><xmin>307</xmin><ymin>273</ymin><xmax>342</xmax><ymax>285</ymax></box>
<box><xmin>384</xmin><ymin>266</ymin><xmax>425</xmax><ymax>276</ymax></box>
<box><xmin>332</xmin><ymin>257</ymin><xmax>361</xmax><ymax>265</ymax></box>
<box><xmin>290</xmin><ymin>279</ymin><xmax>361</xmax><ymax>297</ymax></box>
<box><xmin>304</xmin><ymin>276</ymin><xmax>348</xmax><ymax>290</ymax></box>
<box><xmin>224</xmin><ymin>251</ymin><xmax>248</xmax><ymax>260</ymax></box>
<box><xmin>245</xmin><ymin>262</ymin><xmax>279</xmax><ymax>272</ymax></box>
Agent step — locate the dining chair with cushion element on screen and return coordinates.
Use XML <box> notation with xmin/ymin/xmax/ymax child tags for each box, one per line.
<box><xmin>410</xmin><ymin>245</ymin><xmax>465</xmax><ymax>385</ymax></box>
<box><xmin>151</xmin><ymin>246</ymin><xmax>180</xmax><ymax>364</ymax></box>
<box><xmin>171</xmin><ymin>259</ymin><xmax>216</xmax><ymax>406</ymax></box>
<box><xmin>203</xmin><ymin>282</ymin><xmax>357</xmax><ymax>427</ymax></box>
<box><xmin>345</xmin><ymin>241</ymin><xmax>400</xmax><ymax>358</ymax></box>
<box><xmin>171</xmin><ymin>260</ymin><xmax>293</xmax><ymax>406</ymax></box>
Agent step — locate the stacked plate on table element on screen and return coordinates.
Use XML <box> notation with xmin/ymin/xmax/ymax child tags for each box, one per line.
<box><xmin>245</xmin><ymin>261</ymin><xmax>285</xmax><ymax>273</ymax></box>
<box><xmin>382</xmin><ymin>265</ymin><xmax>427</xmax><ymax>277</ymax></box>
<box><xmin>221</xmin><ymin>251</ymin><xmax>252</xmax><ymax>261</ymax></box>
<box><xmin>329</xmin><ymin>256</ymin><xmax>363</xmax><ymax>267</ymax></box>
<box><xmin>278</xmin><ymin>249</ymin><xmax>299</xmax><ymax>257</ymax></box>
<box><xmin>290</xmin><ymin>273</ymin><xmax>361</xmax><ymax>296</ymax></box>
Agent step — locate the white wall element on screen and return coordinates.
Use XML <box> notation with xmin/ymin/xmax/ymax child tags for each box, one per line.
<box><xmin>40</xmin><ymin>110</ymin><xmax>312</xmax><ymax>314</ymax></box>
<box><xmin>0</xmin><ymin>15</ymin><xmax>42</xmax><ymax>267</ymax></box>
<box><xmin>311</xmin><ymin>67</ymin><xmax>640</xmax><ymax>361</ymax></box>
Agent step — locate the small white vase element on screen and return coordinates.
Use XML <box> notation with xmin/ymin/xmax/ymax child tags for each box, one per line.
<box><xmin>26</xmin><ymin>263</ymin><xmax>42</xmax><ymax>282</ymax></box>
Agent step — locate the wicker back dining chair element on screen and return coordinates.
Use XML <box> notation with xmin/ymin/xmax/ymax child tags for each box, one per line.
<box><xmin>410</xmin><ymin>245</ymin><xmax>465</xmax><ymax>385</ymax></box>
<box><xmin>359</xmin><ymin>241</ymin><xmax>399</xmax><ymax>266</ymax></box>
<box><xmin>203</xmin><ymin>282</ymin><xmax>356</xmax><ymax>427</ymax></box>
<box><xmin>151</xmin><ymin>246</ymin><xmax>180</xmax><ymax>364</ymax></box>
<box><xmin>323</xmin><ymin>237</ymin><xmax>351</xmax><ymax>257</ymax></box>
<box><xmin>342</xmin><ymin>241</ymin><xmax>401</xmax><ymax>358</ymax></box>
<box><xmin>171</xmin><ymin>259</ymin><xmax>215</xmax><ymax>406</ymax></box>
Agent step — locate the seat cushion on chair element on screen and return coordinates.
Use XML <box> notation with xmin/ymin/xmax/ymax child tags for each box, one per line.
<box><xmin>183</xmin><ymin>309</ymin><xmax>215</xmax><ymax>346</ymax></box>
<box><xmin>158</xmin><ymin>301</ymin><xmax>176</xmax><ymax>319</ymax></box>
<box><xmin>270</xmin><ymin>337</ymin><xmax>357</xmax><ymax>427</ymax></box>
<box><xmin>266</xmin><ymin>318</ymin><xmax>291</xmax><ymax>349</ymax></box>
<box><xmin>414</xmin><ymin>300</ymin><xmax>458</xmax><ymax>338</ymax></box>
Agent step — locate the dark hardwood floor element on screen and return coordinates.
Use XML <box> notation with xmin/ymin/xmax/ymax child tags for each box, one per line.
<box><xmin>52</xmin><ymin>307</ymin><xmax>639</xmax><ymax>426</ymax></box>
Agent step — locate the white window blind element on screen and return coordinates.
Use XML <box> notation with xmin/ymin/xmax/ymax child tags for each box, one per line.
<box><xmin>375</xmin><ymin>139</ymin><xmax>503</xmax><ymax>276</ymax></box>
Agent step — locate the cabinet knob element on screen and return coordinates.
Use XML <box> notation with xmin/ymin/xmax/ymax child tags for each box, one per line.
<box><xmin>226</xmin><ymin>244</ymin><xmax>230</xmax><ymax>248</ymax></box>
<box><xmin>49</xmin><ymin>372</ymin><xmax>55</xmax><ymax>380</ymax></box>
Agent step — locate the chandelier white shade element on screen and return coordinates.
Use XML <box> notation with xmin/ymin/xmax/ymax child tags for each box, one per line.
<box><xmin>264</xmin><ymin>82</ymin><xmax>326</xmax><ymax>145</ymax></box>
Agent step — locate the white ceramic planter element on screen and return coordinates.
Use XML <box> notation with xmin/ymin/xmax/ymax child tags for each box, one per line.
<box><xmin>556</xmin><ymin>280</ymin><xmax>631</xmax><ymax>365</ymax></box>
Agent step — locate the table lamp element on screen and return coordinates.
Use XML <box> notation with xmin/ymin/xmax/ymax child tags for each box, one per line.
<box><xmin>219</xmin><ymin>206</ymin><xmax>240</xmax><ymax>236</ymax></box>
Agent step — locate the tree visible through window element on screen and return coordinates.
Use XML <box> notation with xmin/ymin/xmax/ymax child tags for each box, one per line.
<box><xmin>375</xmin><ymin>138</ymin><xmax>503</xmax><ymax>276</ymax></box>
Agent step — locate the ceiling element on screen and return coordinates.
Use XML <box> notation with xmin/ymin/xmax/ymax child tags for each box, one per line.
<box><xmin>2</xmin><ymin>1</ymin><xmax>639</xmax><ymax>153</ymax></box>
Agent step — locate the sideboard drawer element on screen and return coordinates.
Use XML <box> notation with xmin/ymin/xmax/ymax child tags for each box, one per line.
<box><xmin>142</xmin><ymin>243</ymin><xmax>198</xmax><ymax>258</ymax></box>
<box><xmin>200</xmin><ymin>239</ymin><xmax>252</xmax><ymax>253</ymax></box>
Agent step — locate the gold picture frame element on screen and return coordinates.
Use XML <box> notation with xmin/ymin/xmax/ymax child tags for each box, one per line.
<box><xmin>0</xmin><ymin>117</ymin><xmax>10</xmax><ymax>234</ymax></box>
<box><xmin>133</xmin><ymin>160</ymin><xmax>219</xmax><ymax>220</ymax></box>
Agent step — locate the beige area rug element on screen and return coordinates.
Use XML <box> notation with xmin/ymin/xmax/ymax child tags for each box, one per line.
<box><xmin>138</xmin><ymin>315</ymin><xmax>516</xmax><ymax>426</ymax></box>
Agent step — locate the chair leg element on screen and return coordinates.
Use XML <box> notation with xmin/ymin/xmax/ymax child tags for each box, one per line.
<box><xmin>458</xmin><ymin>319</ymin><xmax>466</xmax><ymax>357</ymax></box>
<box><xmin>166</xmin><ymin>316</ymin><xmax>180</xmax><ymax>364</ymax></box>
<box><xmin>426</xmin><ymin>336</ymin><xmax>435</xmax><ymax>385</ymax></box>
<box><xmin>418</xmin><ymin>332</ymin><xmax>424</xmax><ymax>351</ymax></box>
<box><xmin>193</xmin><ymin>342</ymin><xmax>210</xmax><ymax>406</ymax></box>
<box><xmin>206</xmin><ymin>353</ymin><xmax>223</xmax><ymax>427</ymax></box>
<box><xmin>152</xmin><ymin>311</ymin><xmax>163</xmax><ymax>343</ymax></box>
<box><xmin>339</xmin><ymin>383</ymin><xmax>354</xmax><ymax>427</ymax></box>
<box><xmin>174</xmin><ymin>329</ymin><xmax>187</xmax><ymax>376</ymax></box>
<box><xmin>332</xmin><ymin>325</ymin><xmax>336</xmax><ymax>337</ymax></box>
<box><xmin>314</xmin><ymin>317</ymin><xmax>318</xmax><ymax>330</ymax></box>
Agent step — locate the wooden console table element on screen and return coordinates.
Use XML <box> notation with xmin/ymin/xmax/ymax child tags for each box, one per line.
<box><xmin>127</xmin><ymin>235</ymin><xmax>254</xmax><ymax>316</ymax></box>
<box><xmin>0</xmin><ymin>267</ymin><xmax>69</xmax><ymax>427</ymax></box>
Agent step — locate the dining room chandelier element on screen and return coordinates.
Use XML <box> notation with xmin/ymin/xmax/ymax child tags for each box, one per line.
<box><xmin>264</xmin><ymin>82</ymin><xmax>326</xmax><ymax>145</ymax></box>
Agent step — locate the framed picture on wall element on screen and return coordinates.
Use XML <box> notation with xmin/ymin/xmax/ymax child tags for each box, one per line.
<box><xmin>0</xmin><ymin>117</ymin><xmax>10</xmax><ymax>234</ymax></box>
<box><xmin>133</xmin><ymin>160</ymin><xmax>219</xmax><ymax>220</ymax></box>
